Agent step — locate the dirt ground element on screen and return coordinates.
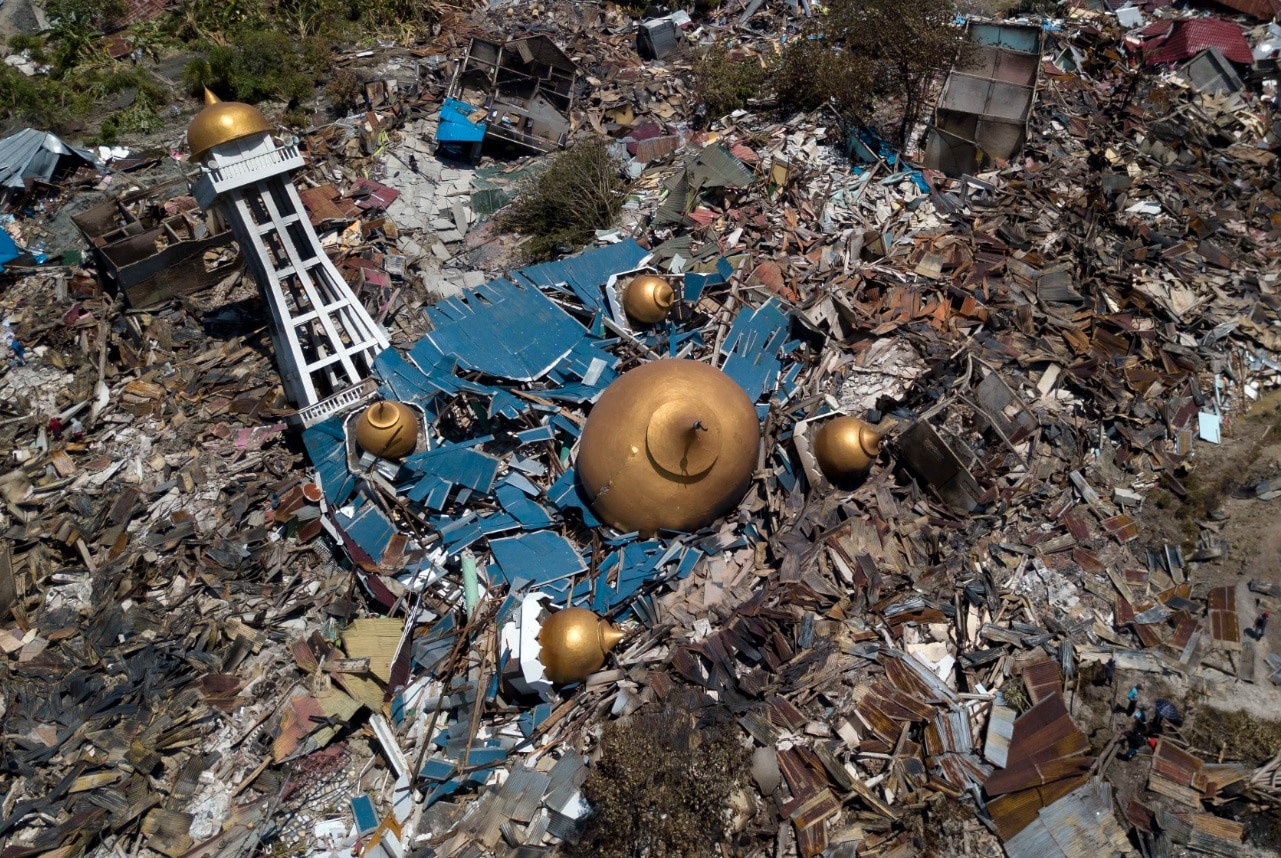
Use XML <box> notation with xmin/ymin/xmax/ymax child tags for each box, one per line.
<box><xmin>0</xmin><ymin>0</ymin><xmax>41</xmax><ymax>40</ymax></box>
<box><xmin>1141</xmin><ymin>389</ymin><xmax>1281</xmax><ymax>655</ymax></box>
<box><xmin>1061</xmin><ymin>389</ymin><xmax>1281</xmax><ymax>854</ymax></box>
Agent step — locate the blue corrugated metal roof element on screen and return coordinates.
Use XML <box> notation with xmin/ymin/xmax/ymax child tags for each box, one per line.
<box><xmin>489</xmin><ymin>531</ymin><xmax>586</xmax><ymax>588</ymax></box>
<box><xmin>413</xmin><ymin>278</ymin><xmax>588</xmax><ymax>382</ymax></box>
<box><xmin>335</xmin><ymin>498</ymin><xmax>396</xmax><ymax>562</ymax></box>
<box><xmin>513</xmin><ymin>239</ymin><xmax>650</xmax><ymax>313</ymax></box>
<box><xmin>720</xmin><ymin>299</ymin><xmax>791</xmax><ymax>401</ymax></box>
<box><xmin>301</xmin><ymin>417</ymin><xmax>356</xmax><ymax>507</ymax></box>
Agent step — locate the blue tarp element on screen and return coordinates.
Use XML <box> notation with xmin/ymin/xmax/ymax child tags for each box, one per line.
<box><xmin>0</xmin><ymin>229</ymin><xmax>18</xmax><ymax>272</ymax></box>
<box><xmin>437</xmin><ymin>98</ymin><xmax>487</xmax><ymax>143</ymax></box>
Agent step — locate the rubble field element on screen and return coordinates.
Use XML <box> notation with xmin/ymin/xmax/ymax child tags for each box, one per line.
<box><xmin>2</xmin><ymin>1</ymin><xmax>1281</xmax><ymax>857</ymax></box>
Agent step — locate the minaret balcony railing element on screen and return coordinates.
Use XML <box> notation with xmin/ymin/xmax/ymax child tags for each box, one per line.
<box><xmin>193</xmin><ymin>143</ymin><xmax>305</xmax><ymax>207</ymax></box>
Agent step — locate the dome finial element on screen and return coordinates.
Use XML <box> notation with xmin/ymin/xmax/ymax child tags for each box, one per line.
<box><xmin>202</xmin><ymin>87</ymin><xmax>220</xmax><ymax>106</ymax></box>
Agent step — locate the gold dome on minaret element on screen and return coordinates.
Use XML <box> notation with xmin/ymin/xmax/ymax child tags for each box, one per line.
<box><xmin>577</xmin><ymin>359</ymin><xmax>760</xmax><ymax>536</ymax></box>
<box><xmin>187</xmin><ymin>88</ymin><xmax>274</xmax><ymax>159</ymax></box>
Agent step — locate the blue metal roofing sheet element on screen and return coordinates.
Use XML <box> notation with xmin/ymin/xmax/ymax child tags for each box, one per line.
<box><xmin>513</xmin><ymin>239</ymin><xmax>650</xmax><ymax>313</ymax></box>
<box><xmin>489</xmin><ymin>531</ymin><xmax>587</xmax><ymax>587</ymax></box>
<box><xmin>720</xmin><ymin>298</ymin><xmax>790</xmax><ymax>401</ymax></box>
<box><xmin>413</xmin><ymin>278</ymin><xmax>588</xmax><ymax>382</ymax></box>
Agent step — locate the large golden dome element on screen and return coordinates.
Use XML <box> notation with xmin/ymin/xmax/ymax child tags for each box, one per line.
<box><xmin>577</xmin><ymin>359</ymin><xmax>760</xmax><ymax>536</ymax></box>
<box><xmin>187</xmin><ymin>89</ymin><xmax>274</xmax><ymax>159</ymax></box>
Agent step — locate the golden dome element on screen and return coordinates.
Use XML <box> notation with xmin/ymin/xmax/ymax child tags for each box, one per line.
<box><xmin>355</xmin><ymin>401</ymin><xmax>419</xmax><ymax>460</ymax></box>
<box><xmin>537</xmin><ymin>607</ymin><xmax>625</xmax><ymax>684</ymax></box>
<box><xmin>622</xmin><ymin>274</ymin><xmax>675</xmax><ymax>324</ymax></box>
<box><xmin>187</xmin><ymin>88</ymin><xmax>274</xmax><ymax>159</ymax></box>
<box><xmin>577</xmin><ymin>359</ymin><xmax>760</xmax><ymax>535</ymax></box>
<box><xmin>813</xmin><ymin>416</ymin><xmax>883</xmax><ymax>482</ymax></box>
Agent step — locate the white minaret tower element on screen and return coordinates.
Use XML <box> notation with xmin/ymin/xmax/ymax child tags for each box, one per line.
<box><xmin>187</xmin><ymin>90</ymin><xmax>388</xmax><ymax>425</ymax></box>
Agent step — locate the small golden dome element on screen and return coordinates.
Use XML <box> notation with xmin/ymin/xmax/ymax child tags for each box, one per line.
<box><xmin>622</xmin><ymin>274</ymin><xmax>675</xmax><ymax>324</ymax></box>
<box><xmin>355</xmin><ymin>401</ymin><xmax>419</xmax><ymax>460</ymax></box>
<box><xmin>537</xmin><ymin>607</ymin><xmax>625</xmax><ymax>684</ymax></box>
<box><xmin>187</xmin><ymin>88</ymin><xmax>274</xmax><ymax>159</ymax></box>
<box><xmin>813</xmin><ymin>416</ymin><xmax>883</xmax><ymax>482</ymax></box>
<box><xmin>577</xmin><ymin>359</ymin><xmax>759</xmax><ymax>535</ymax></box>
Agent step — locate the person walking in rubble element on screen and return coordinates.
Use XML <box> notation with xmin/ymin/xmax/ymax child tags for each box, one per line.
<box><xmin>1125</xmin><ymin>683</ymin><xmax>1140</xmax><ymax>716</ymax></box>
<box><xmin>1102</xmin><ymin>656</ymin><xmax>1115</xmax><ymax>687</ymax></box>
<box><xmin>1253</xmin><ymin>612</ymin><xmax>1270</xmax><ymax>640</ymax></box>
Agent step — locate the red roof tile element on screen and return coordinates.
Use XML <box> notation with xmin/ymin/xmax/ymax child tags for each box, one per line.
<box><xmin>1143</xmin><ymin>19</ymin><xmax>1254</xmax><ymax>67</ymax></box>
<box><xmin>122</xmin><ymin>0</ymin><xmax>169</xmax><ymax>25</ymax></box>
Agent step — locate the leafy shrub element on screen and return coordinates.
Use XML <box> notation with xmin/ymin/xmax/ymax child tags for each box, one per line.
<box><xmin>7</xmin><ymin>34</ymin><xmax>47</xmax><ymax>64</ymax></box>
<box><xmin>499</xmin><ymin>140</ymin><xmax>627</xmax><ymax>262</ymax></box>
<box><xmin>694</xmin><ymin>44</ymin><xmax>767</xmax><ymax>119</ymax></box>
<box><xmin>772</xmin><ymin>35</ymin><xmax>874</xmax><ymax>124</ymax></box>
<box><xmin>0</xmin><ymin>64</ymin><xmax>93</xmax><ymax>125</ymax></box>
<box><xmin>114</xmin><ymin>90</ymin><xmax>165</xmax><ymax>134</ymax></box>
<box><xmin>324</xmin><ymin>67</ymin><xmax>369</xmax><ymax>111</ymax></box>
<box><xmin>572</xmin><ymin>700</ymin><xmax>749</xmax><ymax>857</ymax></box>
<box><xmin>182</xmin><ymin>30</ymin><xmax>329</xmax><ymax>106</ymax></box>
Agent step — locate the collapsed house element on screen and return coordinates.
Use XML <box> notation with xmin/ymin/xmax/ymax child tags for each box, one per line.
<box><xmin>0</xmin><ymin>128</ymin><xmax>99</xmax><ymax>210</ymax></box>
<box><xmin>442</xmin><ymin>35</ymin><xmax>577</xmax><ymax>156</ymax></box>
<box><xmin>72</xmin><ymin>179</ymin><xmax>241</xmax><ymax>308</ymax></box>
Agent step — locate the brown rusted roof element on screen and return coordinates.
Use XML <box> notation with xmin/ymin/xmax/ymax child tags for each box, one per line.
<box><xmin>1207</xmin><ymin>585</ymin><xmax>1241</xmax><ymax>650</ymax></box>
<box><xmin>122</xmin><ymin>0</ymin><xmax>170</xmax><ymax>25</ymax></box>
<box><xmin>983</xmin><ymin>692</ymin><xmax>1094</xmax><ymax>839</ymax></box>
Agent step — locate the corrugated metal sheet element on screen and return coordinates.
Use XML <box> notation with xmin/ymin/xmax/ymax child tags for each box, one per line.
<box><xmin>1207</xmin><ymin>584</ymin><xmax>1241</xmax><ymax>650</ymax></box>
<box><xmin>1022</xmin><ymin>657</ymin><xmax>1063</xmax><ymax>705</ymax></box>
<box><xmin>984</xmin><ymin>692</ymin><xmax>1093</xmax><ymax>838</ymax></box>
<box><xmin>0</xmin><ymin>128</ymin><xmax>98</xmax><ymax>189</ymax></box>
<box><xmin>412</xmin><ymin>278</ymin><xmax>587</xmax><ymax>382</ymax></box>
<box><xmin>122</xmin><ymin>0</ymin><xmax>169</xmax><ymax>25</ymax></box>
<box><xmin>513</xmin><ymin>238</ymin><xmax>650</xmax><ymax>314</ymax></box>
<box><xmin>1189</xmin><ymin>812</ymin><xmax>1245</xmax><ymax>856</ymax></box>
<box><xmin>984</xmin><ymin>704</ymin><xmax>1017</xmax><ymax>768</ymax></box>
<box><xmin>1004</xmin><ymin>780</ymin><xmax>1130</xmax><ymax>858</ymax></box>
<box><xmin>687</xmin><ymin>144</ymin><xmax>754</xmax><ymax>190</ymax></box>
<box><xmin>1151</xmin><ymin>739</ymin><xmax>1201</xmax><ymax>788</ymax></box>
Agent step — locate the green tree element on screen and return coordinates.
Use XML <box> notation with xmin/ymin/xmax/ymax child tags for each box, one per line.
<box><xmin>43</xmin><ymin>0</ymin><xmax>127</xmax><ymax>72</ymax></box>
<box><xmin>183</xmin><ymin>30</ymin><xmax>328</xmax><ymax>106</ymax></box>
<box><xmin>771</xmin><ymin>33</ymin><xmax>875</xmax><ymax>126</ymax></box>
<box><xmin>694</xmin><ymin>44</ymin><xmax>768</xmax><ymax>119</ymax></box>
<box><xmin>499</xmin><ymin>140</ymin><xmax>628</xmax><ymax>262</ymax></box>
<box><xmin>823</xmin><ymin>0</ymin><xmax>968</xmax><ymax>148</ymax></box>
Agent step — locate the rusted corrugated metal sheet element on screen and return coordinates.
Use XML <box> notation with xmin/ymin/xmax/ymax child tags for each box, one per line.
<box><xmin>983</xmin><ymin>692</ymin><xmax>1093</xmax><ymax>840</ymax></box>
<box><xmin>1189</xmin><ymin>812</ymin><xmax>1245</xmax><ymax>856</ymax></box>
<box><xmin>1208</xmin><ymin>584</ymin><xmax>1241</xmax><ymax>651</ymax></box>
<box><xmin>1004</xmin><ymin>780</ymin><xmax>1130</xmax><ymax>858</ymax></box>
<box><xmin>1022</xmin><ymin>657</ymin><xmax>1063</xmax><ymax>705</ymax></box>
<box><xmin>1151</xmin><ymin>739</ymin><xmax>1201</xmax><ymax>787</ymax></box>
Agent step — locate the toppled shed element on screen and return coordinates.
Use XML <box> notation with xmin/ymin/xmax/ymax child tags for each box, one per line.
<box><xmin>446</xmin><ymin>35</ymin><xmax>577</xmax><ymax>155</ymax></box>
